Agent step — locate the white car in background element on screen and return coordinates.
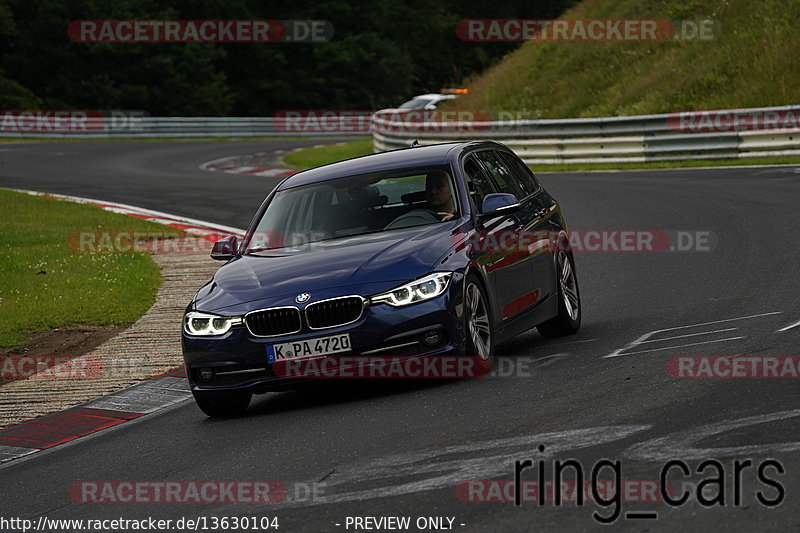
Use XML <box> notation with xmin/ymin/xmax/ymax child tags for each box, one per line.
<box><xmin>396</xmin><ymin>89</ymin><xmax>468</xmax><ymax>110</ymax></box>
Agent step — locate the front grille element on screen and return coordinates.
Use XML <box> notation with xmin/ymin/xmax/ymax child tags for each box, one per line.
<box><xmin>246</xmin><ymin>307</ymin><xmax>301</xmax><ymax>336</ymax></box>
<box><xmin>305</xmin><ymin>296</ymin><xmax>365</xmax><ymax>329</ymax></box>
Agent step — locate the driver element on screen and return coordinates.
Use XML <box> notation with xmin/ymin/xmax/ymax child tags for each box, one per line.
<box><xmin>425</xmin><ymin>172</ymin><xmax>455</xmax><ymax>221</ymax></box>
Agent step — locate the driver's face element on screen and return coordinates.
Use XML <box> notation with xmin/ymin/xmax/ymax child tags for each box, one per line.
<box><xmin>426</xmin><ymin>175</ymin><xmax>452</xmax><ymax>211</ymax></box>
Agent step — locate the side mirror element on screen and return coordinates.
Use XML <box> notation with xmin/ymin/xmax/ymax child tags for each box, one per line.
<box><xmin>478</xmin><ymin>193</ymin><xmax>521</xmax><ymax>222</ymax></box>
<box><xmin>211</xmin><ymin>235</ymin><xmax>238</xmax><ymax>261</ymax></box>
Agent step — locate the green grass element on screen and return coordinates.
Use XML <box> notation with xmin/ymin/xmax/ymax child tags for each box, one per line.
<box><xmin>0</xmin><ymin>189</ymin><xmax>174</xmax><ymax>347</ymax></box>
<box><xmin>443</xmin><ymin>0</ymin><xmax>799</xmax><ymax>117</ymax></box>
<box><xmin>283</xmin><ymin>139</ymin><xmax>373</xmax><ymax>169</ymax></box>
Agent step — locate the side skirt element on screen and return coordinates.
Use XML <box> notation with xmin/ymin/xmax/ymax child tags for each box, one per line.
<box><xmin>495</xmin><ymin>293</ymin><xmax>558</xmax><ymax>345</ymax></box>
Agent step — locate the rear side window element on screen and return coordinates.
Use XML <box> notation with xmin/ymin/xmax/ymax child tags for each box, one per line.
<box><xmin>498</xmin><ymin>150</ymin><xmax>541</xmax><ymax>197</ymax></box>
<box><xmin>462</xmin><ymin>155</ymin><xmax>495</xmax><ymax>209</ymax></box>
<box><xmin>472</xmin><ymin>150</ymin><xmax>526</xmax><ymax>200</ymax></box>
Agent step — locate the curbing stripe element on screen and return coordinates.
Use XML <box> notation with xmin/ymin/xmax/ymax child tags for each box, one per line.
<box><xmin>218</xmin><ymin>166</ymin><xmax>298</xmax><ymax>177</ymax></box>
<box><xmin>200</xmin><ymin>147</ymin><xmax>306</xmax><ymax>178</ymax></box>
<box><xmin>0</xmin><ymin>407</ymin><xmax>144</xmax><ymax>451</ymax></box>
<box><xmin>16</xmin><ymin>190</ymin><xmax>245</xmax><ymax>237</ymax></box>
<box><xmin>82</xmin><ymin>376</ymin><xmax>191</xmax><ymax>414</ymax></box>
<box><xmin>0</xmin><ymin>373</ymin><xmax>193</xmax><ymax>465</ymax></box>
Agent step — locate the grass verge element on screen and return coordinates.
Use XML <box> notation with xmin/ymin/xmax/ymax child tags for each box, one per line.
<box><xmin>283</xmin><ymin>138</ymin><xmax>373</xmax><ymax>169</ymax></box>
<box><xmin>277</xmin><ymin>139</ymin><xmax>800</xmax><ymax>173</ymax></box>
<box><xmin>0</xmin><ymin>189</ymin><xmax>172</xmax><ymax>347</ymax></box>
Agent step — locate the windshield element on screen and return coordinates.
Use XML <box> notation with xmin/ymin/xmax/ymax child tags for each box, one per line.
<box><xmin>398</xmin><ymin>97</ymin><xmax>436</xmax><ymax>110</ymax></box>
<box><xmin>246</xmin><ymin>166</ymin><xmax>458</xmax><ymax>252</ymax></box>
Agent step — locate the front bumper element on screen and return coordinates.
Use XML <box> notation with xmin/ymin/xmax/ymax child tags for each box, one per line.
<box><xmin>182</xmin><ymin>283</ymin><xmax>468</xmax><ymax>393</ymax></box>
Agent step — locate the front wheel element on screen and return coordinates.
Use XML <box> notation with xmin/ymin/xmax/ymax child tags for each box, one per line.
<box><xmin>192</xmin><ymin>390</ymin><xmax>251</xmax><ymax>418</ymax></box>
<box><xmin>464</xmin><ymin>274</ymin><xmax>494</xmax><ymax>374</ymax></box>
<box><xmin>537</xmin><ymin>250</ymin><xmax>581</xmax><ymax>338</ymax></box>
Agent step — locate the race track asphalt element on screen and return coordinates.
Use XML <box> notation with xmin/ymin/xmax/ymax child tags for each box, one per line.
<box><xmin>1</xmin><ymin>141</ymin><xmax>798</xmax><ymax>532</ymax></box>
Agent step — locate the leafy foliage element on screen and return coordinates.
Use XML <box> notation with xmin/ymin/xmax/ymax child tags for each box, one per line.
<box><xmin>0</xmin><ymin>0</ymin><xmax>572</xmax><ymax>115</ymax></box>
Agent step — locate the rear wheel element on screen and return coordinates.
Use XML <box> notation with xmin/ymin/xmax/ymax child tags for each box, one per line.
<box><xmin>464</xmin><ymin>274</ymin><xmax>494</xmax><ymax>374</ymax></box>
<box><xmin>537</xmin><ymin>250</ymin><xmax>581</xmax><ymax>338</ymax></box>
<box><xmin>192</xmin><ymin>390</ymin><xmax>251</xmax><ymax>418</ymax></box>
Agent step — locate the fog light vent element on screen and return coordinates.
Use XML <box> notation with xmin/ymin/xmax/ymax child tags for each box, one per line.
<box><xmin>422</xmin><ymin>330</ymin><xmax>442</xmax><ymax>347</ymax></box>
<box><xmin>198</xmin><ymin>368</ymin><xmax>215</xmax><ymax>382</ymax></box>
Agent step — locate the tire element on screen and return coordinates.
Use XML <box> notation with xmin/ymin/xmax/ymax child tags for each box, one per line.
<box><xmin>537</xmin><ymin>250</ymin><xmax>581</xmax><ymax>338</ymax></box>
<box><xmin>192</xmin><ymin>390</ymin><xmax>251</xmax><ymax>418</ymax></box>
<box><xmin>464</xmin><ymin>273</ymin><xmax>494</xmax><ymax>375</ymax></box>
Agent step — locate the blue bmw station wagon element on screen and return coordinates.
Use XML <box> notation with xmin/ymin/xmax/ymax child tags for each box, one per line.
<box><xmin>182</xmin><ymin>141</ymin><xmax>580</xmax><ymax>416</ymax></box>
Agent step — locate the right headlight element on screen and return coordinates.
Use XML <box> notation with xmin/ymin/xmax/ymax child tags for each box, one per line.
<box><xmin>370</xmin><ymin>272</ymin><xmax>452</xmax><ymax>307</ymax></box>
<box><xmin>183</xmin><ymin>311</ymin><xmax>243</xmax><ymax>336</ymax></box>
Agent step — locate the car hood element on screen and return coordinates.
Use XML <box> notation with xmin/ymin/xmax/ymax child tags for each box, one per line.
<box><xmin>195</xmin><ymin>224</ymin><xmax>461</xmax><ymax>311</ymax></box>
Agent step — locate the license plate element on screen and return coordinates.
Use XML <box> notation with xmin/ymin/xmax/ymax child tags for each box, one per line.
<box><xmin>266</xmin><ymin>333</ymin><xmax>351</xmax><ymax>363</ymax></box>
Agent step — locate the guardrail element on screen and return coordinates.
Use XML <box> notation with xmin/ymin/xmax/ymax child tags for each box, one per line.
<box><xmin>0</xmin><ymin>116</ymin><xmax>368</xmax><ymax>139</ymax></box>
<box><xmin>370</xmin><ymin>105</ymin><xmax>800</xmax><ymax>164</ymax></box>
<box><xmin>5</xmin><ymin>107</ymin><xmax>798</xmax><ymax>163</ymax></box>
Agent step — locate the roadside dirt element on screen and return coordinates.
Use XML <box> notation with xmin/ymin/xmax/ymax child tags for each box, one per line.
<box><xmin>0</xmin><ymin>324</ymin><xmax>130</xmax><ymax>386</ymax></box>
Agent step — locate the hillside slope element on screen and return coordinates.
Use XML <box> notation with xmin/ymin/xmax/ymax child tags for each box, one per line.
<box><xmin>446</xmin><ymin>0</ymin><xmax>798</xmax><ymax>117</ymax></box>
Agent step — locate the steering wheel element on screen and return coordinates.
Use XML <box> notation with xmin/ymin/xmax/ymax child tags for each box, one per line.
<box><xmin>384</xmin><ymin>209</ymin><xmax>442</xmax><ymax>230</ymax></box>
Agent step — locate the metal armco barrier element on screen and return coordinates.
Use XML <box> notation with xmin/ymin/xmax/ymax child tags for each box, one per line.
<box><xmin>370</xmin><ymin>105</ymin><xmax>800</xmax><ymax>164</ymax></box>
<box><xmin>0</xmin><ymin>115</ymin><xmax>368</xmax><ymax>139</ymax></box>
<box><xmin>3</xmin><ymin>107</ymin><xmax>798</xmax><ymax>164</ymax></box>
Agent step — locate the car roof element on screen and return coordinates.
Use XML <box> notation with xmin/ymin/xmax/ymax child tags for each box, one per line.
<box><xmin>278</xmin><ymin>141</ymin><xmax>501</xmax><ymax>189</ymax></box>
<box><xmin>410</xmin><ymin>93</ymin><xmax>457</xmax><ymax>100</ymax></box>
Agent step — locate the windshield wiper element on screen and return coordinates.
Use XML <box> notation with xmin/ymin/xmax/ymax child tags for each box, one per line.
<box><xmin>244</xmin><ymin>246</ymin><xmax>279</xmax><ymax>254</ymax></box>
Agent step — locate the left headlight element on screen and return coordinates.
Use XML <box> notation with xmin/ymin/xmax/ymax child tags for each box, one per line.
<box><xmin>370</xmin><ymin>272</ymin><xmax>452</xmax><ymax>307</ymax></box>
<box><xmin>183</xmin><ymin>311</ymin><xmax>243</xmax><ymax>336</ymax></box>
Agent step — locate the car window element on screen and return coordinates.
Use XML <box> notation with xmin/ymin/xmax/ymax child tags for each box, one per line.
<box><xmin>498</xmin><ymin>150</ymin><xmax>541</xmax><ymax>197</ymax></box>
<box><xmin>398</xmin><ymin>97</ymin><xmax>435</xmax><ymax>110</ymax></box>
<box><xmin>379</xmin><ymin>176</ymin><xmax>425</xmax><ymax>203</ymax></box>
<box><xmin>248</xmin><ymin>166</ymin><xmax>458</xmax><ymax>251</ymax></box>
<box><xmin>472</xmin><ymin>150</ymin><xmax>526</xmax><ymax>200</ymax></box>
<box><xmin>462</xmin><ymin>155</ymin><xmax>496</xmax><ymax>209</ymax></box>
